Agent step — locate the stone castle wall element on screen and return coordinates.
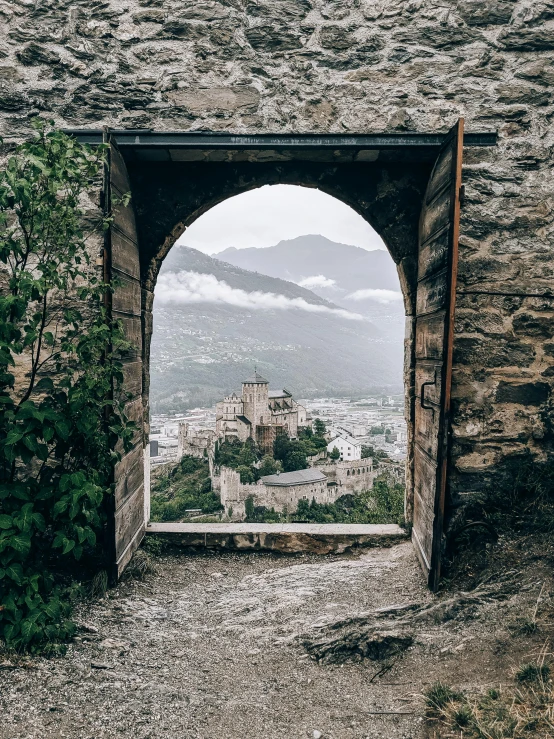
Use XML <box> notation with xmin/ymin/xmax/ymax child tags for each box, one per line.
<box><xmin>177</xmin><ymin>423</ymin><xmax>215</xmax><ymax>460</ymax></box>
<box><xmin>219</xmin><ymin>466</ymin><xmax>337</xmax><ymax>520</ymax></box>
<box><xmin>1</xmin><ymin>0</ymin><xmax>553</xmax><ymax>525</ymax></box>
<box><xmin>317</xmin><ymin>458</ymin><xmax>377</xmax><ymax>493</ymax></box>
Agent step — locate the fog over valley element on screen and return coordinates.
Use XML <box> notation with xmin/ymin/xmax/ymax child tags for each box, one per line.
<box><xmin>150</xmin><ymin>238</ymin><xmax>405</xmax><ymax>414</ymax></box>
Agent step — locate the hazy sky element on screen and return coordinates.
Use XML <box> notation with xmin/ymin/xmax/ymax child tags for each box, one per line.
<box><xmin>176</xmin><ymin>184</ymin><xmax>385</xmax><ymax>254</ymax></box>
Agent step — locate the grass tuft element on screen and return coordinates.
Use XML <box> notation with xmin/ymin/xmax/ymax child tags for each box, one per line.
<box><xmin>452</xmin><ymin>703</ymin><xmax>474</xmax><ymax>728</ymax></box>
<box><xmin>426</xmin><ymin>662</ymin><xmax>554</xmax><ymax>738</ymax></box>
<box><xmin>516</xmin><ymin>663</ymin><xmax>551</xmax><ymax>684</ymax></box>
<box><xmin>424</xmin><ymin>682</ymin><xmax>464</xmax><ymax>713</ymax></box>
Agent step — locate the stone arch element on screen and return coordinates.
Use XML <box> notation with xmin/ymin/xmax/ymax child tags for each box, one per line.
<box><xmin>127</xmin><ymin>163</ymin><xmax>429</xmax><ymax>503</ymax></box>
<box><xmin>107</xmin><ymin>128</ymin><xmax>473</xmax><ymax>586</ymax></box>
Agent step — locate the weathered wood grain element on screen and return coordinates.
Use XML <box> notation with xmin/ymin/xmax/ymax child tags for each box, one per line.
<box><xmin>112</xmin><ymin>271</ymin><xmax>141</xmax><ymax>316</ymax></box>
<box><xmin>115</xmin><ymin>444</ymin><xmax>144</xmax><ymax>509</ymax></box>
<box><xmin>121</xmin><ymin>360</ymin><xmax>142</xmax><ymax>397</ymax></box>
<box><xmin>115</xmin><ymin>483</ymin><xmax>145</xmax><ymax>564</ymax></box>
<box><xmin>417</xmin><ymin>227</ymin><xmax>449</xmax><ymax>281</ymax></box>
<box><xmin>425</xmin><ymin>147</ymin><xmax>453</xmax><ymax>205</ymax></box>
<box><xmin>412</xmin><ymin>119</ymin><xmax>463</xmax><ymax>591</ymax></box>
<box><xmin>420</xmin><ymin>188</ymin><xmax>451</xmax><ymax>245</ymax></box>
<box><xmin>111</xmin><ymin>229</ymin><xmax>140</xmax><ymax>279</ymax></box>
<box><xmin>415</xmin><ymin>362</ymin><xmax>442</xmax><ymax>407</ymax></box>
<box><xmin>415</xmin><ymin>312</ymin><xmax>446</xmax><ymax>360</ymax></box>
<box><xmin>110</xmin><ymin>139</ymin><xmax>145</xmax><ymax>577</ymax></box>
<box><xmin>416</xmin><ymin>268</ymin><xmax>448</xmax><ymax>315</ymax></box>
<box><xmin>112</xmin><ymin>196</ymin><xmax>138</xmax><ymax>243</ymax></box>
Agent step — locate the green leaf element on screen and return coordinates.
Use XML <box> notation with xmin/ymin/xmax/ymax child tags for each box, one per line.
<box><xmin>6</xmin><ymin>563</ymin><xmax>23</xmax><ymax>585</ymax></box>
<box><xmin>43</xmin><ymin>426</ymin><xmax>54</xmax><ymax>442</ymax></box>
<box><xmin>34</xmin><ymin>377</ymin><xmax>54</xmax><ymax>393</ymax></box>
<box><xmin>0</xmin><ymin>514</ymin><xmax>13</xmax><ymax>529</ymax></box>
<box><xmin>22</xmin><ymin>435</ymin><xmax>40</xmax><ymax>453</ymax></box>
<box><xmin>43</xmin><ymin>599</ymin><xmax>61</xmax><ymax>620</ymax></box>
<box><xmin>20</xmin><ymin>620</ymin><xmax>38</xmax><ymax>642</ymax></box>
<box><xmin>55</xmin><ymin>421</ymin><xmax>70</xmax><ymax>440</ymax></box>
<box><xmin>62</xmin><ymin>538</ymin><xmax>75</xmax><ymax>555</ymax></box>
<box><xmin>85</xmin><ymin>528</ymin><xmax>96</xmax><ymax>547</ymax></box>
<box><xmin>5</xmin><ymin>429</ymin><xmax>23</xmax><ymax>445</ymax></box>
<box><xmin>10</xmin><ymin>533</ymin><xmax>31</xmax><ymax>555</ymax></box>
<box><xmin>31</xmin><ymin>512</ymin><xmax>45</xmax><ymax>532</ymax></box>
<box><xmin>53</xmin><ymin>498</ymin><xmax>69</xmax><ymax>516</ymax></box>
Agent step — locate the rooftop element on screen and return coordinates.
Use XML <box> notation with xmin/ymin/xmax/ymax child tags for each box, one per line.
<box><xmin>261</xmin><ymin>468</ymin><xmax>327</xmax><ymax>487</ymax></box>
<box><xmin>329</xmin><ymin>433</ymin><xmax>362</xmax><ymax>447</ymax></box>
<box><xmin>269</xmin><ymin>389</ymin><xmax>292</xmax><ymax>399</ymax></box>
<box><xmin>243</xmin><ymin>370</ymin><xmax>269</xmax><ymax>385</ymax></box>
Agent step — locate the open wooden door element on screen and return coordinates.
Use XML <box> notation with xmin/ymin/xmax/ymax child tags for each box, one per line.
<box><xmin>412</xmin><ymin>119</ymin><xmax>464</xmax><ymax>591</ymax></box>
<box><xmin>105</xmin><ymin>136</ymin><xmax>146</xmax><ymax>580</ymax></box>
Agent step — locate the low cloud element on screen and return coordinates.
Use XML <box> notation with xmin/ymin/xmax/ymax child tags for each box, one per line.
<box><xmin>297</xmin><ymin>275</ymin><xmax>336</xmax><ymax>289</ymax></box>
<box><xmin>156</xmin><ymin>271</ymin><xmax>364</xmax><ymax>320</ymax></box>
<box><xmin>346</xmin><ymin>288</ymin><xmax>403</xmax><ymax>304</ymax></box>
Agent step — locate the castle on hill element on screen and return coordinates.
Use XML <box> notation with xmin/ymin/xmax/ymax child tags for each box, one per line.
<box><xmin>215</xmin><ymin>370</ymin><xmax>309</xmax><ymax>451</ymax></box>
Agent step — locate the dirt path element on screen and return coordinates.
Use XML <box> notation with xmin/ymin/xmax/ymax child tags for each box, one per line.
<box><xmin>1</xmin><ymin>541</ymin><xmax>550</xmax><ymax>739</ymax></box>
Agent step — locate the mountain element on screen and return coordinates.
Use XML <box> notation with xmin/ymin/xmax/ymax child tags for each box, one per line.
<box><xmin>217</xmin><ymin>235</ymin><xmax>400</xmax><ymax>293</ymax></box>
<box><xmin>217</xmin><ymin>235</ymin><xmax>405</xmax><ymax>328</ymax></box>
<box><xmin>150</xmin><ymin>247</ymin><xmax>404</xmax><ymax>413</ymax></box>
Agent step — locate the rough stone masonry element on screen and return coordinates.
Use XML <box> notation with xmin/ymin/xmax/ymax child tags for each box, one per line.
<box><xmin>0</xmin><ymin>0</ymin><xmax>553</xmax><ymax>526</ymax></box>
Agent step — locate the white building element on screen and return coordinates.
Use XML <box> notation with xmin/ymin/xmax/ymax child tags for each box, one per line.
<box><xmin>327</xmin><ymin>433</ymin><xmax>362</xmax><ymax>461</ymax></box>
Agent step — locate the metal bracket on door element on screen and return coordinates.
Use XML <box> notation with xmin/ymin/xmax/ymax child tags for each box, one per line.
<box><xmin>420</xmin><ymin>368</ymin><xmax>439</xmax><ymax>409</ymax></box>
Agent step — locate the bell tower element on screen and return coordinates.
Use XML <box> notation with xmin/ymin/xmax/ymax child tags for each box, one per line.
<box><xmin>242</xmin><ymin>370</ymin><xmax>270</xmax><ymax>437</ymax></box>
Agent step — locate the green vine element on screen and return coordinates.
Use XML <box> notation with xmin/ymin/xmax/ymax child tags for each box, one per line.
<box><xmin>0</xmin><ymin>120</ymin><xmax>134</xmax><ymax>652</ymax></box>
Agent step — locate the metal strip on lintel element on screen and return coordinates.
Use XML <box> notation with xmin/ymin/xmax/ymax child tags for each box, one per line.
<box><xmin>64</xmin><ymin>130</ymin><xmax>498</xmax><ymax>149</ymax></box>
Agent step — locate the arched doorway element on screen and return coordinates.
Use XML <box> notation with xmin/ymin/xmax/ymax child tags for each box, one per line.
<box><xmin>105</xmin><ymin>125</ymin><xmax>466</xmax><ymax>590</ymax></box>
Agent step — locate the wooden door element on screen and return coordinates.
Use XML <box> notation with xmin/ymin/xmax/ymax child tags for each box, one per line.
<box><xmin>412</xmin><ymin>119</ymin><xmax>464</xmax><ymax>591</ymax></box>
<box><xmin>106</xmin><ymin>137</ymin><xmax>146</xmax><ymax>579</ymax></box>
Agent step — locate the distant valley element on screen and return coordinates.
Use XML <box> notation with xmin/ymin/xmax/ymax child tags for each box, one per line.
<box><xmin>150</xmin><ymin>239</ymin><xmax>405</xmax><ymax>414</ymax></box>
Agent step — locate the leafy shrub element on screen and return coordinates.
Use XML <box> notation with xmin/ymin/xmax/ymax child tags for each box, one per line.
<box><xmin>0</xmin><ymin>121</ymin><xmax>133</xmax><ymax>651</ymax></box>
<box><xmin>150</xmin><ymin>455</ymin><xmax>221</xmax><ymax>522</ymax></box>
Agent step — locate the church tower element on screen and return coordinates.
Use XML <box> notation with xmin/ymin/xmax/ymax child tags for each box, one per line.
<box><xmin>242</xmin><ymin>370</ymin><xmax>270</xmax><ymax>437</ymax></box>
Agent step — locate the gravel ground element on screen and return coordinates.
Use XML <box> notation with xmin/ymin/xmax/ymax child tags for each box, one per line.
<box><xmin>1</xmin><ymin>541</ymin><xmax>548</xmax><ymax>739</ymax></box>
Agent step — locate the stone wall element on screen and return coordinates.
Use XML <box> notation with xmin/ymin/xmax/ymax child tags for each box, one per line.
<box><xmin>177</xmin><ymin>423</ymin><xmax>215</xmax><ymax>460</ymax></box>
<box><xmin>1</xmin><ymin>0</ymin><xmax>553</xmax><ymax>526</ymax></box>
<box><xmin>317</xmin><ymin>458</ymin><xmax>377</xmax><ymax>493</ymax></box>
<box><xmin>219</xmin><ymin>466</ymin><xmax>336</xmax><ymax>520</ymax></box>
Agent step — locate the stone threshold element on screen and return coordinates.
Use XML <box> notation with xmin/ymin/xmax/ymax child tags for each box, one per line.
<box><xmin>146</xmin><ymin>522</ymin><xmax>407</xmax><ymax>555</ymax></box>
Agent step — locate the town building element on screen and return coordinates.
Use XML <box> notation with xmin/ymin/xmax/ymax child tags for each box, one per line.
<box><xmin>327</xmin><ymin>433</ymin><xmax>362</xmax><ymax>461</ymax></box>
<box><xmin>215</xmin><ymin>371</ymin><xmax>309</xmax><ymax>451</ymax></box>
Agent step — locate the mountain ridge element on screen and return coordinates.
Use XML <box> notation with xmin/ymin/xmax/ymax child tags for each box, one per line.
<box><xmin>216</xmin><ymin>235</ymin><xmax>401</xmax><ymax>294</ymax></box>
<box><xmin>150</xmin><ymin>246</ymin><xmax>403</xmax><ymax>413</ymax></box>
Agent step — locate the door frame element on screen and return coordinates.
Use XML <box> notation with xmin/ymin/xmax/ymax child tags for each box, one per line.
<box><xmin>85</xmin><ymin>126</ymin><xmax>497</xmax><ymax>586</ymax></box>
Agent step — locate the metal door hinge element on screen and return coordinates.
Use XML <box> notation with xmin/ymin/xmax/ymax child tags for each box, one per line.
<box><xmin>420</xmin><ymin>368</ymin><xmax>438</xmax><ymax>409</ymax></box>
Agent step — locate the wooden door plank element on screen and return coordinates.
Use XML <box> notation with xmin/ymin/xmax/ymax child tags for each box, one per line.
<box><xmin>111</xmin><ymin>230</ymin><xmax>141</xmax><ymax>279</ymax></box>
<box><xmin>111</xmin><ymin>272</ymin><xmax>142</xmax><ymax>316</ymax></box>
<box><xmin>417</xmin><ymin>227</ymin><xmax>450</xmax><ymax>280</ymax></box>
<box><xmin>415</xmin><ymin>269</ymin><xmax>448</xmax><ymax>315</ymax></box>
<box><xmin>412</xmin><ymin>118</ymin><xmax>464</xmax><ymax>591</ymax></box>
<box><xmin>108</xmin><ymin>137</ymin><xmax>145</xmax><ymax>580</ymax></box>
<box><xmin>414</xmin><ymin>312</ymin><xmax>447</xmax><ymax>360</ymax></box>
